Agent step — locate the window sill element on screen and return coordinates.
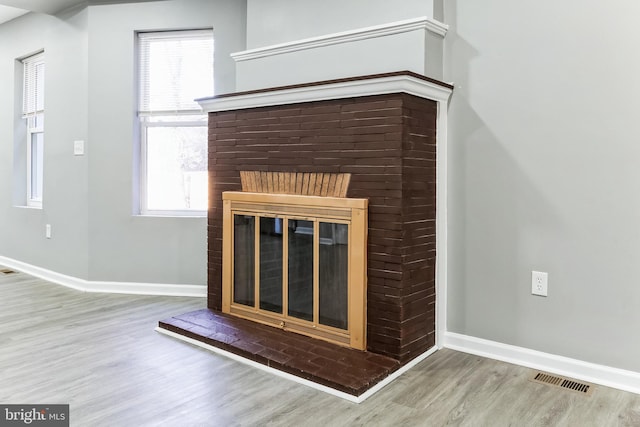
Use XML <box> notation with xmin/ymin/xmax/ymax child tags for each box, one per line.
<box><xmin>135</xmin><ymin>212</ymin><xmax>207</xmax><ymax>219</ymax></box>
<box><xmin>14</xmin><ymin>205</ymin><xmax>43</xmax><ymax>210</ymax></box>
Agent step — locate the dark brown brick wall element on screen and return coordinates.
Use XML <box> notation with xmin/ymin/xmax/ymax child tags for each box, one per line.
<box><xmin>207</xmin><ymin>93</ymin><xmax>437</xmax><ymax>363</ymax></box>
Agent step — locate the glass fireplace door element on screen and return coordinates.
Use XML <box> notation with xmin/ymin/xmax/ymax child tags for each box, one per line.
<box><xmin>223</xmin><ymin>192</ymin><xmax>367</xmax><ymax>350</ymax></box>
<box><xmin>259</xmin><ymin>217</ymin><xmax>283</xmax><ymax>314</ymax></box>
<box><xmin>318</xmin><ymin>222</ymin><xmax>349</xmax><ymax>330</ymax></box>
<box><xmin>286</xmin><ymin>219</ymin><xmax>315</xmax><ymax>322</ymax></box>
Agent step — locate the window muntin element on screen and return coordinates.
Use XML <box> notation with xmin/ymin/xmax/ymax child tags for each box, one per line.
<box><xmin>22</xmin><ymin>52</ymin><xmax>45</xmax><ymax>208</ymax></box>
<box><xmin>137</xmin><ymin>30</ymin><xmax>213</xmax><ymax>215</ymax></box>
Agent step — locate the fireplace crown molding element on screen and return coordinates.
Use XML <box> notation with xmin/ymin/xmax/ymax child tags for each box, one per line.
<box><xmin>196</xmin><ymin>71</ymin><xmax>453</xmax><ymax>113</ymax></box>
<box><xmin>231</xmin><ymin>16</ymin><xmax>448</xmax><ymax>63</ymax></box>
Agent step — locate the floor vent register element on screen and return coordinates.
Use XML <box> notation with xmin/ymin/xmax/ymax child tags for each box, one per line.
<box><xmin>530</xmin><ymin>372</ymin><xmax>594</xmax><ymax>395</ymax></box>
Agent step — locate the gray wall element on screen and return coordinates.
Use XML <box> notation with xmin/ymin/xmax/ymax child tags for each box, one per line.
<box><xmin>0</xmin><ymin>0</ymin><xmax>246</xmax><ymax>285</ymax></box>
<box><xmin>444</xmin><ymin>0</ymin><xmax>640</xmax><ymax>372</ymax></box>
<box><xmin>0</xmin><ymin>8</ymin><xmax>90</xmax><ymax>278</ymax></box>
<box><xmin>239</xmin><ymin>0</ymin><xmax>441</xmax><ymax>90</ymax></box>
<box><xmin>86</xmin><ymin>0</ymin><xmax>245</xmax><ymax>284</ymax></box>
<box><xmin>246</xmin><ymin>0</ymin><xmax>434</xmax><ymax>49</ymax></box>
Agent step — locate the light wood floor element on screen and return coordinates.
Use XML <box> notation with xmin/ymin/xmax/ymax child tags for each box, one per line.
<box><xmin>1</xmin><ymin>269</ymin><xmax>639</xmax><ymax>426</ymax></box>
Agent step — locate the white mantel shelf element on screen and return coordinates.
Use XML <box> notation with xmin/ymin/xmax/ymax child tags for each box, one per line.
<box><xmin>231</xmin><ymin>16</ymin><xmax>448</xmax><ymax>63</ymax></box>
<box><xmin>196</xmin><ymin>71</ymin><xmax>453</xmax><ymax>113</ymax></box>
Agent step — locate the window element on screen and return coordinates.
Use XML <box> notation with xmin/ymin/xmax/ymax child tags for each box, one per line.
<box><xmin>222</xmin><ymin>191</ymin><xmax>368</xmax><ymax>350</ymax></box>
<box><xmin>22</xmin><ymin>52</ymin><xmax>45</xmax><ymax>208</ymax></box>
<box><xmin>137</xmin><ymin>29</ymin><xmax>213</xmax><ymax>215</ymax></box>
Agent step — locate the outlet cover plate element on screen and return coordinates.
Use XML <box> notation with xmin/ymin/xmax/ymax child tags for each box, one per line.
<box><xmin>74</xmin><ymin>140</ymin><xmax>85</xmax><ymax>156</ymax></box>
<box><xmin>532</xmin><ymin>271</ymin><xmax>548</xmax><ymax>297</ymax></box>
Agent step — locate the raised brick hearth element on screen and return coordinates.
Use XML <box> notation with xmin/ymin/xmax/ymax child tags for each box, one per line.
<box><xmin>159</xmin><ymin>72</ymin><xmax>453</xmax><ymax>395</ymax></box>
<box><xmin>160</xmin><ymin>309</ymin><xmax>399</xmax><ymax>396</ymax></box>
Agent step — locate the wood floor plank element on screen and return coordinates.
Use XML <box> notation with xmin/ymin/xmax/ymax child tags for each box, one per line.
<box><xmin>1</xmin><ymin>267</ymin><xmax>639</xmax><ymax>426</ymax></box>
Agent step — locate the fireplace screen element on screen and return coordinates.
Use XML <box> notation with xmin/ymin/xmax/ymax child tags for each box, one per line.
<box><xmin>222</xmin><ymin>191</ymin><xmax>368</xmax><ymax>350</ymax></box>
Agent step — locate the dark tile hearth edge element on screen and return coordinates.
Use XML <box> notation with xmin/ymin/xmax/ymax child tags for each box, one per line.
<box><xmin>158</xmin><ymin>309</ymin><xmax>400</xmax><ymax>397</ymax></box>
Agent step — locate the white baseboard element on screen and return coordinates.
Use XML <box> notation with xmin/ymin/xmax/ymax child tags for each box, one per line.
<box><xmin>444</xmin><ymin>332</ymin><xmax>640</xmax><ymax>395</ymax></box>
<box><xmin>156</xmin><ymin>326</ymin><xmax>437</xmax><ymax>403</ymax></box>
<box><xmin>0</xmin><ymin>255</ymin><xmax>206</xmax><ymax>297</ymax></box>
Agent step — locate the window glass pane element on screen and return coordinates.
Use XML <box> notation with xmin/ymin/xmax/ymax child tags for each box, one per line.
<box><xmin>138</xmin><ymin>30</ymin><xmax>214</xmax><ymax>113</ymax></box>
<box><xmin>22</xmin><ymin>52</ymin><xmax>44</xmax><ymax>116</ymax></box>
<box><xmin>30</xmin><ymin>132</ymin><xmax>44</xmax><ymax>201</ymax></box>
<box><xmin>259</xmin><ymin>217</ymin><xmax>283</xmax><ymax>314</ymax></box>
<box><xmin>233</xmin><ymin>215</ymin><xmax>255</xmax><ymax>307</ymax></box>
<box><xmin>35</xmin><ymin>62</ymin><xmax>45</xmax><ymax>112</ymax></box>
<box><xmin>145</xmin><ymin>126</ymin><xmax>207</xmax><ymax>211</ymax></box>
<box><xmin>287</xmin><ymin>219</ymin><xmax>314</xmax><ymax>321</ymax></box>
<box><xmin>319</xmin><ymin>223</ymin><xmax>349</xmax><ymax>330</ymax></box>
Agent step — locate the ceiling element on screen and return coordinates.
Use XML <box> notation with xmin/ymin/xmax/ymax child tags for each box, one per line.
<box><xmin>0</xmin><ymin>0</ymin><xmax>84</xmax><ymax>17</ymax></box>
<box><xmin>0</xmin><ymin>0</ymin><xmax>165</xmax><ymax>25</ymax></box>
<box><xmin>0</xmin><ymin>5</ymin><xmax>28</xmax><ymax>23</ymax></box>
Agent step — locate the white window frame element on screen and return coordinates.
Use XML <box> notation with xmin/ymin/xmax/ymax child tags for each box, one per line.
<box><xmin>137</xmin><ymin>29</ymin><xmax>213</xmax><ymax>217</ymax></box>
<box><xmin>23</xmin><ymin>52</ymin><xmax>45</xmax><ymax>209</ymax></box>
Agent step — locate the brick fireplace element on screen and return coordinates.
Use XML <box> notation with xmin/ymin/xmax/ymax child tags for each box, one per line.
<box><xmin>159</xmin><ymin>71</ymin><xmax>453</xmax><ymax>396</ymax></box>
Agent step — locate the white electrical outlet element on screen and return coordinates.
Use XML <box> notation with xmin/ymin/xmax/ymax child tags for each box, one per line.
<box><xmin>74</xmin><ymin>140</ymin><xmax>85</xmax><ymax>156</ymax></box>
<box><xmin>531</xmin><ymin>271</ymin><xmax>548</xmax><ymax>297</ymax></box>
<box><xmin>45</xmin><ymin>224</ymin><xmax>52</xmax><ymax>239</ymax></box>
